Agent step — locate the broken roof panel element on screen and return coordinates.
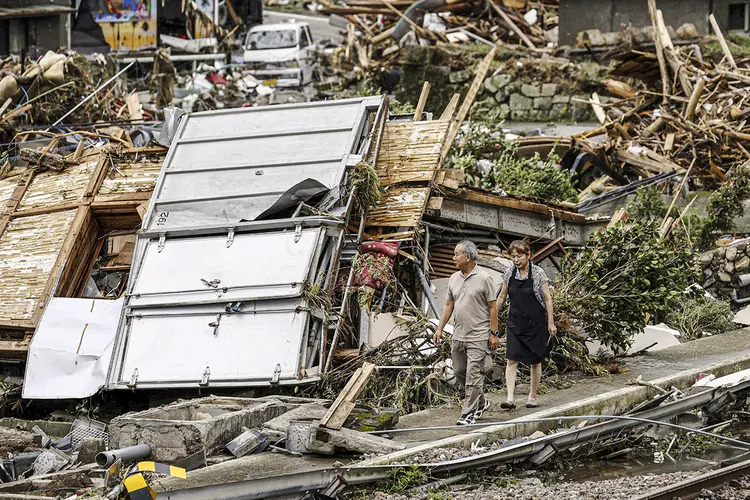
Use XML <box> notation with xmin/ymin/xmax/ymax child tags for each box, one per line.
<box><xmin>376</xmin><ymin>120</ymin><xmax>450</xmax><ymax>186</ymax></box>
<box><xmin>0</xmin><ymin>210</ymin><xmax>77</xmax><ymax>324</ymax></box>
<box><xmin>145</xmin><ymin>96</ymin><xmax>383</xmax><ymax>231</ymax></box>
<box><xmin>16</xmin><ymin>159</ymin><xmax>99</xmax><ymax>212</ymax></box>
<box><xmin>98</xmin><ymin>158</ymin><xmax>162</xmax><ymax>195</ymax></box>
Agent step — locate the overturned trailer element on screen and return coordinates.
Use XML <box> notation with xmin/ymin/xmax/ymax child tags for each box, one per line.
<box><xmin>106</xmin><ymin>97</ymin><xmax>384</xmax><ymax>390</ymax></box>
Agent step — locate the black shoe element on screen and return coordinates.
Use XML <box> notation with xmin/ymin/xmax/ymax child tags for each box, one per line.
<box><xmin>500</xmin><ymin>400</ymin><xmax>516</xmax><ymax>410</ymax></box>
<box><xmin>474</xmin><ymin>398</ymin><xmax>492</xmax><ymax>420</ymax></box>
<box><xmin>456</xmin><ymin>412</ymin><xmax>477</xmax><ymax>425</ymax></box>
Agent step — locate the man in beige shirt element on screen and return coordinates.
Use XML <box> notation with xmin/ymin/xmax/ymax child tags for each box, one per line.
<box><xmin>433</xmin><ymin>240</ymin><xmax>499</xmax><ymax>425</ymax></box>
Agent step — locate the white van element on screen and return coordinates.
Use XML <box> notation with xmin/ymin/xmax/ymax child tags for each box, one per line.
<box><xmin>243</xmin><ymin>22</ymin><xmax>315</xmax><ymax>88</ymax></box>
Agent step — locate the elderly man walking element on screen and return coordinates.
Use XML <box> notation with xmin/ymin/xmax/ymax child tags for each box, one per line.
<box><xmin>433</xmin><ymin>240</ymin><xmax>499</xmax><ymax>425</ymax></box>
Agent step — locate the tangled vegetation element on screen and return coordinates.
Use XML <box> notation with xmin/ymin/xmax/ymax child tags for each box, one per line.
<box><xmin>348</xmin><ymin>160</ymin><xmax>382</xmax><ymax>211</ymax></box>
<box><xmin>554</xmin><ymin>221</ymin><xmax>699</xmax><ymax>353</ymax></box>
<box><xmin>699</xmin><ymin>160</ymin><xmax>750</xmax><ymax>249</ymax></box>
<box><xmin>664</xmin><ymin>295</ymin><xmax>734</xmax><ymax>341</ymax></box>
<box><xmin>449</xmin><ymin>132</ymin><xmax>578</xmax><ymax>203</ymax></box>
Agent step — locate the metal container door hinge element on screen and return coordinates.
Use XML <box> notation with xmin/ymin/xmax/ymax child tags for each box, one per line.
<box><xmin>157</xmin><ymin>234</ymin><xmax>166</xmax><ymax>253</ymax></box>
<box><xmin>128</xmin><ymin>368</ymin><xmax>139</xmax><ymax>389</ymax></box>
<box><xmin>226</xmin><ymin>227</ymin><xmax>235</xmax><ymax>248</ymax></box>
<box><xmin>200</xmin><ymin>366</ymin><xmax>211</xmax><ymax>387</ymax></box>
<box><xmin>294</xmin><ymin>223</ymin><xmax>302</xmax><ymax>243</ymax></box>
<box><xmin>208</xmin><ymin>314</ymin><xmax>221</xmax><ymax>335</ymax></box>
<box><xmin>271</xmin><ymin>363</ymin><xmax>282</xmax><ymax>384</ymax></box>
<box><xmin>201</xmin><ymin>278</ymin><xmax>221</xmax><ymax>288</ymax></box>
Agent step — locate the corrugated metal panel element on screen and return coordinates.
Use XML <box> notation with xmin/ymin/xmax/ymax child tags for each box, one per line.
<box><xmin>113</xmin><ymin>300</ymin><xmax>307</xmax><ymax>387</ymax></box>
<box><xmin>129</xmin><ymin>228</ymin><xmax>323</xmax><ymax>307</ymax></box>
<box><xmin>145</xmin><ymin>97</ymin><xmax>383</xmax><ymax>231</ymax></box>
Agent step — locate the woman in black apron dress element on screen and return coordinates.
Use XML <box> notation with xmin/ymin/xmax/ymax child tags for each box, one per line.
<box><xmin>496</xmin><ymin>240</ymin><xmax>557</xmax><ymax>409</ymax></box>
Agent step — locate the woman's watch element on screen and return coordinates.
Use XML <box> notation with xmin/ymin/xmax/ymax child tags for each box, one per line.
<box><xmin>490</xmin><ymin>330</ymin><xmax>500</xmax><ymax>338</ymax></box>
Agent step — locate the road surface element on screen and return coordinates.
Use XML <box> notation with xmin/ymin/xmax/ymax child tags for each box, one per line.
<box><xmin>263</xmin><ymin>10</ymin><xmax>344</xmax><ymax>43</ymax></box>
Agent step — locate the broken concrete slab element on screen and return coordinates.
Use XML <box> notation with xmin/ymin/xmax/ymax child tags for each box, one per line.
<box><xmin>0</xmin><ymin>464</ymin><xmax>96</xmax><ymax>494</ymax></box>
<box><xmin>109</xmin><ymin>397</ymin><xmax>289</xmax><ymax>462</ymax></box>
<box><xmin>262</xmin><ymin>403</ymin><xmax>328</xmax><ymax>440</ymax></box>
<box><xmin>0</xmin><ymin>428</ymin><xmax>42</xmax><ymax>455</ymax></box>
<box><xmin>306</xmin><ymin>422</ymin><xmax>406</xmax><ymax>456</ymax></box>
<box><xmin>154</xmin><ymin>453</ymin><xmax>339</xmax><ymax>492</ymax></box>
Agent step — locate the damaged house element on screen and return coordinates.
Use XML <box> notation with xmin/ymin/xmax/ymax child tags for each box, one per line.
<box><xmin>1</xmin><ymin>87</ymin><xmax>605</xmax><ymax>400</ymax></box>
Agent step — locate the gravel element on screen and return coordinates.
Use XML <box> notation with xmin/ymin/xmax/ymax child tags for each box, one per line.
<box><xmin>367</xmin><ymin>471</ymin><xmax>703</xmax><ymax>500</ymax></box>
<box><xmin>695</xmin><ymin>475</ymin><xmax>750</xmax><ymax>499</ymax></box>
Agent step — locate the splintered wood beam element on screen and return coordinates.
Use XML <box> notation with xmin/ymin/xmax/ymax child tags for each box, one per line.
<box><xmin>647</xmin><ymin>0</ymin><xmax>671</xmax><ymax>101</ymax></box>
<box><xmin>441</xmin><ymin>47</ymin><xmax>497</xmax><ymax>161</ymax></box>
<box><xmin>709</xmin><ymin>14</ymin><xmax>738</xmax><ymax>69</ymax></box>
<box><xmin>440</xmin><ymin>93</ymin><xmax>460</xmax><ymax>121</ymax></box>
<box><xmin>320</xmin><ymin>362</ymin><xmax>376</xmax><ymax>430</ymax></box>
<box><xmin>413</xmin><ymin>82</ymin><xmax>431</xmax><ymax>121</ymax></box>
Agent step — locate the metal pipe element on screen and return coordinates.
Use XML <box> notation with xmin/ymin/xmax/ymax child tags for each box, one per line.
<box><xmin>415</xmin><ymin>264</ymin><xmax>440</xmax><ymax>317</ymax></box>
<box><xmin>96</xmin><ymin>444</ymin><xmax>152</xmax><ymax>467</ymax></box>
<box><xmin>324</xmin><ymin>214</ymin><xmax>366</xmax><ymax>373</ymax></box>
<box><xmin>52</xmin><ymin>62</ymin><xmax>135</xmax><ymax>127</ymax></box>
<box><xmin>367</xmin><ymin>415</ymin><xmax>750</xmax><ymax>449</ymax></box>
<box><xmin>735</xmin><ymin>273</ymin><xmax>750</xmax><ymax>287</ymax></box>
<box><xmin>731</xmin><ymin>289</ymin><xmax>750</xmax><ymax>305</ymax></box>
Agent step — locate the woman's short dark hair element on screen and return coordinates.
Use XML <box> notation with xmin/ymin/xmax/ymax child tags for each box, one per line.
<box><xmin>508</xmin><ymin>240</ymin><xmax>531</xmax><ymax>256</ymax></box>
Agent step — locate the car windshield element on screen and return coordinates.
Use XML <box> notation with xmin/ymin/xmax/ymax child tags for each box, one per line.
<box><xmin>246</xmin><ymin>29</ymin><xmax>298</xmax><ymax>50</ymax></box>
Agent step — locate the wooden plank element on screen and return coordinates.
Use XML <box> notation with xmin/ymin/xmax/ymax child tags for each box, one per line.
<box><xmin>441</xmin><ymin>47</ymin><xmax>497</xmax><ymax>161</ymax></box>
<box><xmin>439</xmin><ymin>93</ymin><xmax>460</xmax><ymax>122</ymax></box>
<box><xmin>709</xmin><ymin>13</ymin><xmax>738</xmax><ymax>69</ymax></box>
<box><xmin>11</xmin><ymin>202</ymin><xmax>82</xmax><ymax>218</ymax></box>
<box><xmin>486</xmin><ymin>0</ymin><xmax>535</xmax><ymax>49</ymax></box>
<box><xmin>320</xmin><ymin>362</ymin><xmax>376</xmax><ymax>430</ymax></box>
<box><xmin>459</xmin><ymin>190</ymin><xmax>587</xmax><ymax>222</ymax></box>
<box><xmin>413</xmin><ymin>82</ymin><xmax>431</xmax><ymax>121</ymax></box>
<box><xmin>85</xmin><ymin>153</ymin><xmax>111</xmax><ymax>199</ymax></box>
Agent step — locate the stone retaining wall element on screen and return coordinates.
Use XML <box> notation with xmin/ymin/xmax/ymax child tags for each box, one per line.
<box><xmin>478</xmin><ymin>75</ymin><xmax>600</xmax><ymax>122</ymax></box>
<box><xmin>700</xmin><ymin>239</ymin><xmax>750</xmax><ymax>300</ymax></box>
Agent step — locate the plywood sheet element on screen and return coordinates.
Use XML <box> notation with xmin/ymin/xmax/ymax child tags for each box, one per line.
<box><xmin>375</xmin><ymin>121</ymin><xmax>450</xmax><ymax>186</ymax></box>
<box><xmin>0</xmin><ymin>210</ymin><xmax>76</xmax><ymax>323</ymax></box>
<box><xmin>16</xmin><ymin>160</ymin><xmax>98</xmax><ymax>212</ymax></box>
<box><xmin>98</xmin><ymin>160</ymin><xmax>162</xmax><ymax>195</ymax></box>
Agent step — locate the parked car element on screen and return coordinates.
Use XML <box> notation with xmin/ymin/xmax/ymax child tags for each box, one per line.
<box><xmin>243</xmin><ymin>21</ymin><xmax>315</xmax><ymax>87</ymax></box>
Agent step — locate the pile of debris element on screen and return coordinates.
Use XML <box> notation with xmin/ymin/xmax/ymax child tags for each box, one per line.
<box><xmin>571</xmin><ymin>5</ymin><xmax>750</xmax><ymax>203</ymax></box>
<box><xmin>324</xmin><ymin>0</ymin><xmax>559</xmax><ymax>51</ymax></box>
<box><xmin>0</xmin><ymin>52</ymin><xmax>125</xmax><ymax>129</ymax></box>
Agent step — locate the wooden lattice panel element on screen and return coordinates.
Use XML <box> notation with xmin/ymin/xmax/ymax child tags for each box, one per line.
<box><xmin>98</xmin><ymin>159</ymin><xmax>162</xmax><ymax>195</ymax></box>
<box><xmin>375</xmin><ymin>121</ymin><xmax>450</xmax><ymax>186</ymax></box>
<box><xmin>366</xmin><ymin>187</ymin><xmax>430</xmax><ymax>228</ymax></box>
<box><xmin>16</xmin><ymin>160</ymin><xmax>99</xmax><ymax>212</ymax></box>
<box><xmin>0</xmin><ymin>210</ymin><xmax>76</xmax><ymax>323</ymax></box>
